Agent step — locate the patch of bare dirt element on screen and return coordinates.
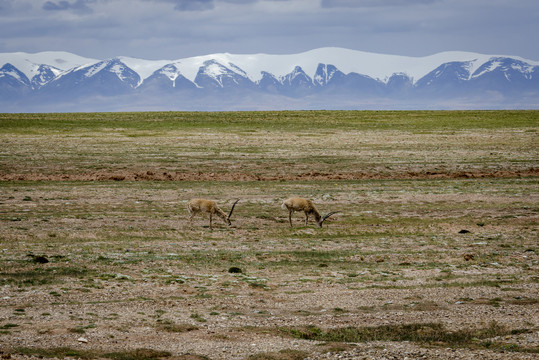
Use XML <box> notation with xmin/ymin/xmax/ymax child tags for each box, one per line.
<box><xmin>1</xmin><ymin>168</ymin><xmax>537</xmax><ymax>181</ymax></box>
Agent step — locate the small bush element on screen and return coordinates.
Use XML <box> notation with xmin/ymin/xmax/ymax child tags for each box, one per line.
<box><xmin>157</xmin><ymin>321</ymin><xmax>198</xmax><ymax>333</ymax></box>
<box><xmin>102</xmin><ymin>348</ymin><xmax>171</xmax><ymax>360</ymax></box>
<box><xmin>14</xmin><ymin>347</ymin><xmax>171</xmax><ymax>360</ymax></box>
<box><xmin>248</xmin><ymin>349</ymin><xmax>309</xmax><ymax>360</ymax></box>
<box><xmin>281</xmin><ymin>321</ymin><xmax>507</xmax><ymax>345</ymax></box>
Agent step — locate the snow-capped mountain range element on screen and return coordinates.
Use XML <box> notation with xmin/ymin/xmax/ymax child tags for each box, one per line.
<box><xmin>1</xmin><ymin>47</ymin><xmax>538</xmax><ymax>112</ymax></box>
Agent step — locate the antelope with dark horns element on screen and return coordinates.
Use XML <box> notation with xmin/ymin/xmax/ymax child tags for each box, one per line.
<box><xmin>187</xmin><ymin>199</ymin><xmax>239</xmax><ymax>229</ymax></box>
<box><xmin>281</xmin><ymin>197</ymin><xmax>338</xmax><ymax>228</ymax></box>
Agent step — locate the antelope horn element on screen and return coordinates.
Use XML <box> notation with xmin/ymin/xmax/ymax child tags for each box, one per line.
<box><xmin>321</xmin><ymin>211</ymin><xmax>339</xmax><ymax>223</ymax></box>
<box><xmin>227</xmin><ymin>199</ymin><xmax>240</xmax><ymax>220</ymax></box>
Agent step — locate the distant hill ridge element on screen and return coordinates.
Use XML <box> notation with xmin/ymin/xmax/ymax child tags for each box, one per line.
<box><xmin>1</xmin><ymin>48</ymin><xmax>538</xmax><ymax>111</ymax></box>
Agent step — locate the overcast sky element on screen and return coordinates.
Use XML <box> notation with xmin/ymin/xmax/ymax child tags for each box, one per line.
<box><xmin>1</xmin><ymin>0</ymin><xmax>538</xmax><ymax>61</ymax></box>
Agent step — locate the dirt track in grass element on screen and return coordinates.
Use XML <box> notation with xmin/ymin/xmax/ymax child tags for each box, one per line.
<box><xmin>1</xmin><ymin>168</ymin><xmax>538</xmax><ymax>182</ymax></box>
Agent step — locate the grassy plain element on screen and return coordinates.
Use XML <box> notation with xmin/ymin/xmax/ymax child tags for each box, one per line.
<box><xmin>0</xmin><ymin>111</ymin><xmax>538</xmax><ymax>360</ymax></box>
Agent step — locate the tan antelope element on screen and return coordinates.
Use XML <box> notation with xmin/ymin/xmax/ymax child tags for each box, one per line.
<box><xmin>187</xmin><ymin>199</ymin><xmax>239</xmax><ymax>229</ymax></box>
<box><xmin>281</xmin><ymin>197</ymin><xmax>338</xmax><ymax>228</ymax></box>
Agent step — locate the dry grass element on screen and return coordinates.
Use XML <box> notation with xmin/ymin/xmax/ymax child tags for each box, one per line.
<box><xmin>0</xmin><ymin>111</ymin><xmax>537</xmax><ymax>359</ymax></box>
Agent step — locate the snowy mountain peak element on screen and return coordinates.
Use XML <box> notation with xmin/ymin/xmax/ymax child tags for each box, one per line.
<box><xmin>0</xmin><ymin>51</ymin><xmax>98</xmax><ymax>82</ymax></box>
<box><xmin>0</xmin><ymin>63</ymin><xmax>30</xmax><ymax>86</ymax></box>
<box><xmin>32</xmin><ymin>65</ymin><xmax>58</xmax><ymax>87</ymax></box>
<box><xmin>157</xmin><ymin>64</ymin><xmax>182</xmax><ymax>81</ymax></box>
<box><xmin>314</xmin><ymin>64</ymin><xmax>342</xmax><ymax>86</ymax></box>
<box><xmin>0</xmin><ymin>48</ymin><xmax>537</xmax><ymax>111</ymax></box>
<box><xmin>2</xmin><ymin>48</ymin><xmax>538</xmax><ymax>86</ymax></box>
<box><xmin>78</xmin><ymin>58</ymin><xmax>140</xmax><ymax>88</ymax></box>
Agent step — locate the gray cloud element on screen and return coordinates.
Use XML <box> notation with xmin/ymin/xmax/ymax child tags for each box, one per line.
<box><xmin>0</xmin><ymin>0</ymin><xmax>537</xmax><ymax>61</ymax></box>
<box><xmin>148</xmin><ymin>0</ymin><xmax>259</xmax><ymax>12</ymax></box>
<box><xmin>0</xmin><ymin>0</ymin><xmax>32</xmax><ymax>16</ymax></box>
<box><xmin>170</xmin><ymin>0</ymin><xmax>214</xmax><ymax>11</ymax></box>
<box><xmin>43</xmin><ymin>0</ymin><xmax>95</xmax><ymax>14</ymax></box>
<box><xmin>0</xmin><ymin>0</ymin><xmax>13</xmax><ymax>12</ymax></box>
<box><xmin>321</xmin><ymin>0</ymin><xmax>438</xmax><ymax>8</ymax></box>
<box><xmin>220</xmin><ymin>0</ymin><xmax>258</xmax><ymax>4</ymax></box>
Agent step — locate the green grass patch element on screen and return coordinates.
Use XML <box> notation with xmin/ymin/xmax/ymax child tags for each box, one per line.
<box><xmin>248</xmin><ymin>349</ymin><xmax>310</xmax><ymax>360</ymax></box>
<box><xmin>279</xmin><ymin>321</ymin><xmax>511</xmax><ymax>347</ymax></box>
<box><xmin>1</xmin><ymin>111</ymin><xmax>537</xmax><ymax>133</ymax></box>
<box><xmin>156</xmin><ymin>320</ymin><xmax>198</xmax><ymax>333</ymax></box>
<box><xmin>12</xmin><ymin>347</ymin><xmax>171</xmax><ymax>360</ymax></box>
<box><xmin>0</xmin><ymin>266</ymin><xmax>92</xmax><ymax>287</ymax></box>
<box><xmin>274</xmin><ymin>322</ymin><xmax>537</xmax><ymax>353</ymax></box>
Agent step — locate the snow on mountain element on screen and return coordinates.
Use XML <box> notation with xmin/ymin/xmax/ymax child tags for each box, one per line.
<box><xmin>0</xmin><ymin>63</ymin><xmax>29</xmax><ymax>85</ymax></box>
<box><xmin>1</xmin><ymin>47</ymin><xmax>538</xmax><ymax>112</ymax></box>
<box><xmin>84</xmin><ymin>61</ymin><xmax>108</xmax><ymax>78</ymax></box>
<box><xmin>157</xmin><ymin>48</ymin><xmax>539</xmax><ymax>85</ymax></box>
<box><xmin>470</xmin><ymin>57</ymin><xmax>536</xmax><ymax>80</ymax></box>
<box><xmin>118</xmin><ymin>57</ymin><xmax>172</xmax><ymax>83</ymax></box>
<box><xmin>2</xmin><ymin>47</ymin><xmax>538</xmax><ymax>87</ymax></box>
<box><xmin>193</xmin><ymin>59</ymin><xmax>255</xmax><ymax>89</ymax></box>
<box><xmin>76</xmin><ymin>58</ymin><xmax>140</xmax><ymax>85</ymax></box>
<box><xmin>0</xmin><ymin>51</ymin><xmax>98</xmax><ymax>81</ymax></box>
<box><xmin>32</xmin><ymin>65</ymin><xmax>57</xmax><ymax>87</ymax></box>
<box><xmin>314</xmin><ymin>64</ymin><xmax>342</xmax><ymax>86</ymax></box>
<box><xmin>158</xmin><ymin>64</ymin><xmax>182</xmax><ymax>81</ymax></box>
